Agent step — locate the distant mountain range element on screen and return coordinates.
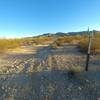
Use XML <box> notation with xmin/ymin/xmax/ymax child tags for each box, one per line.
<box><xmin>24</xmin><ymin>30</ymin><xmax>100</xmax><ymax>39</ymax></box>
<box><xmin>37</xmin><ymin>30</ymin><xmax>100</xmax><ymax>37</ymax></box>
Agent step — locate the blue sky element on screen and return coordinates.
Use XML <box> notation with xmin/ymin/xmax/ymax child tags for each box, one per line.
<box><xmin>0</xmin><ymin>0</ymin><xmax>100</xmax><ymax>38</ymax></box>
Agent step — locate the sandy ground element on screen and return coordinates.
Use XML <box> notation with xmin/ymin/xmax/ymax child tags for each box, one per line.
<box><xmin>0</xmin><ymin>45</ymin><xmax>47</xmax><ymax>74</ymax></box>
<box><xmin>0</xmin><ymin>44</ymin><xmax>100</xmax><ymax>100</ymax></box>
<box><xmin>34</xmin><ymin>44</ymin><xmax>100</xmax><ymax>71</ymax></box>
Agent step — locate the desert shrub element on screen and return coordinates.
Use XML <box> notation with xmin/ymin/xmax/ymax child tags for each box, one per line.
<box><xmin>78</xmin><ymin>38</ymin><xmax>88</xmax><ymax>52</ymax></box>
<box><xmin>68</xmin><ymin>66</ymin><xmax>84</xmax><ymax>77</ymax></box>
<box><xmin>50</xmin><ymin>35</ymin><xmax>82</xmax><ymax>49</ymax></box>
<box><xmin>0</xmin><ymin>36</ymin><xmax>54</xmax><ymax>53</ymax></box>
<box><xmin>57</xmin><ymin>36</ymin><xmax>73</xmax><ymax>43</ymax></box>
<box><xmin>50</xmin><ymin>42</ymin><xmax>59</xmax><ymax>49</ymax></box>
<box><xmin>64</xmin><ymin>36</ymin><xmax>75</xmax><ymax>43</ymax></box>
<box><xmin>33</xmin><ymin>36</ymin><xmax>53</xmax><ymax>44</ymax></box>
<box><xmin>55</xmin><ymin>41</ymin><xmax>62</xmax><ymax>46</ymax></box>
<box><xmin>79</xmin><ymin>34</ymin><xmax>100</xmax><ymax>53</ymax></box>
<box><xmin>56</xmin><ymin>35</ymin><xmax>82</xmax><ymax>45</ymax></box>
<box><xmin>19</xmin><ymin>36</ymin><xmax>54</xmax><ymax>45</ymax></box>
<box><xmin>50</xmin><ymin>39</ymin><xmax>63</xmax><ymax>49</ymax></box>
<box><xmin>0</xmin><ymin>39</ymin><xmax>21</xmax><ymax>53</ymax></box>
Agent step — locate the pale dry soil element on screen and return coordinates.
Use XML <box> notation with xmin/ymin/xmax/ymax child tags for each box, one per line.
<box><xmin>0</xmin><ymin>44</ymin><xmax>100</xmax><ymax>100</ymax></box>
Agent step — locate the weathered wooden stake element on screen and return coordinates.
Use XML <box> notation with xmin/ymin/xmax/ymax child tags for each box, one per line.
<box><xmin>85</xmin><ymin>28</ymin><xmax>93</xmax><ymax>71</ymax></box>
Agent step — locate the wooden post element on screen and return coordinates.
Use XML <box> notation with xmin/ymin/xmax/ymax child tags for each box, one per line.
<box><xmin>85</xmin><ymin>28</ymin><xmax>93</xmax><ymax>71</ymax></box>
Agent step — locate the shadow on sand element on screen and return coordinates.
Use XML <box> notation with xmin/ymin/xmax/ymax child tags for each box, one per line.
<box><xmin>0</xmin><ymin>69</ymin><xmax>100</xmax><ymax>100</ymax></box>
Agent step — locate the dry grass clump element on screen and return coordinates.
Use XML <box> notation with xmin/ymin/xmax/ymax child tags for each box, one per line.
<box><xmin>16</xmin><ymin>36</ymin><xmax>54</xmax><ymax>46</ymax></box>
<box><xmin>57</xmin><ymin>35</ymin><xmax>82</xmax><ymax>44</ymax></box>
<box><xmin>79</xmin><ymin>34</ymin><xmax>100</xmax><ymax>53</ymax></box>
<box><xmin>33</xmin><ymin>36</ymin><xmax>53</xmax><ymax>45</ymax></box>
<box><xmin>50</xmin><ymin>43</ymin><xmax>58</xmax><ymax>49</ymax></box>
<box><xmin>50</xmin><ymin>35</ymin><xmax>82</xmax><ymax>49</ymax></box>
<box><xmin>68</xmin><ymin>66</ymin><xmax>84</xmax><ymax>73</ymax></box>
<box><xmin>50</xmin><ymin>41</ymin><xmax>62</xmax><ymax>49</ymax></box>
<box><xmin>0</xmin><ymin>39</ymin><xmax>21</xmax><ymax>53</ymax></box>
<box><xmin>78</xmin><ymin>37</ymin><xmax>88</xmax><ymax>52</ymax></box>
<box><xmin>0</xmin><ymin>36</ymin><xmax>54</xmax><ymax>53</ymax></box>
<box><xmin>57</xmin><ymin>36</ymin><xmax>73</xmax><ymax>43</ymax></box>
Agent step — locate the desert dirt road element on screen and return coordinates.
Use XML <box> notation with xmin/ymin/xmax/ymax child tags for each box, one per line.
<box><xmin>0</xmin><ymin>44</ymin><xmax>100</xmax><ymax>100</ymax></box>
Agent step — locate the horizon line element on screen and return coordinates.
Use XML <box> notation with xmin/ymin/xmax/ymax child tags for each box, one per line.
<box><xmin>0</xmin><ymin>29</ymin><xmax>99</xmax><ymax>39</ymax></box>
